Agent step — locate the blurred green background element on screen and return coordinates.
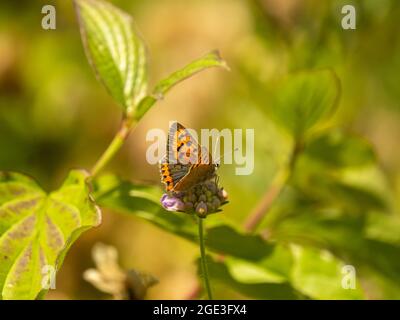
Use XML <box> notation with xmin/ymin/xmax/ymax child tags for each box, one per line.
<box><xmin>0</xmin><ymin>0</ymin><xmax>399</xmax><ymax>299</ymax></box>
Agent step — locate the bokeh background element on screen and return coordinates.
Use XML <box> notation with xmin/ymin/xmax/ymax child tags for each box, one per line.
<box><xmin>0</xmin><ymin>0</ymin><xmax>399</xmax><ymax>299</ymax></box>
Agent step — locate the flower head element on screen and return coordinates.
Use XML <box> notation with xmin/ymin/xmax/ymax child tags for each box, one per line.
<box><xmin>160</xmin><ymin>178</ymin><xmax>228</xmax><ymax>218</ymax></box>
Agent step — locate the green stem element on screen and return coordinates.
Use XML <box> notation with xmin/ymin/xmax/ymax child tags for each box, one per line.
<box><xmin>198</xmin><ymin>217</ymin><xmax>213</xmax><ymax>300</ymax></box>
<box><xmin>243</xmin><ymin>141</ymin><xmax>302</xmax><ymax>232</ymax></box>
<box><xmin>243</xmin><ymin>168</ymin><xmax>290</xmax><ymax>232</ymax></box>
<box><xmin>91</xmin><ymin>118</ymin><xmax>135</xmax><ymax>178</ymax></box>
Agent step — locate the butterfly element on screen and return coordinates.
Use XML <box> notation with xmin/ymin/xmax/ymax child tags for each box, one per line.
<box><xmin>160</xmin><ymin>122</ymin><xmax>218</xmax><ymax>193</ymax></box>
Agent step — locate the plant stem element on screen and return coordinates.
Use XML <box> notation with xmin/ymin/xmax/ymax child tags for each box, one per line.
<box><xmin>244</xmin><ymin>141</ymin><xmax>302</xmax><ymax>232</ymax></box>
<box><xmin>244</xmin><ymin>168</ymin><xmax>290</xmax><ymax>232</ymax></box>
<box><xmin>91</xmin><ymin>118</ymin><xmax>135</xmax><ymax>178</ymax></box>
<box><xmin>185</xmin><ymin>143</ymin><xmax>302</xmax><ymax>299</ymax></box>
<box><xmin>198</xmin><ymin>217</ymin><xmax>213</xmax><ymax>300</ymax></box>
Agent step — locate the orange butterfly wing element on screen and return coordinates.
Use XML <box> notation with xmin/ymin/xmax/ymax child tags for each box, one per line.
<box><xmin>160</xmin><ymin>122</ymin><xmax>215</xmax><ymax>192</ymax></box>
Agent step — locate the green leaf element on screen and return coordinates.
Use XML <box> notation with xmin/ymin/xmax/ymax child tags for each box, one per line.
<box><xmin>293</xmin><ymin>158</ymin><xmax>388</xmax><ymax>213</ymax></box>
<box><xmin>74</xmin><ymin>0</ymin><xmax>147</xmax><ymax>111</ymax></box>
<box><xmin>93</xmin><ymin>174</ymin><xmax>197</xmax><ymax>239</ymax></box>
<box><xmin>270</xmin><ymin>69</ymin><xmax>340</xmax><ymax>139</ymax></box>
<box><xmin>93</xmin><ymin>175</ymin><xmax>310</xmax><ymax>299</ymax></box>
<box><xmin>198</xmin><ymin>256</ymin><xmax>304</xmax><ymax>299</ymax></box>
<box><xmin>93</xmin><ymin>175</ymin><xmax>275</xmax><ymax>261</ymax></box>
<box><xmin>366</xmin><ymin>211</ymin><xmax>400</xmax><ymax>246</ymax></box>
<box><xmin>304</xmin><ymin>130</ymin><xmax>376</xmax><ymax>168</ymax></box>
<box><xmin>153</xmin><ymin>51</ymin><xmax>228</xmax><ymax>96</ymax></box>
<box><xmin>271</xmin><ymin>213</ymin><xmax>400</xmax><ymax>297</ymax></box>
<box><xmin>325</xmin><ymin>181</ymin><xmax>388</xmax><ymax>211</ymax></box>
<box><xmin>133</xmin><ymin>51</ymin><xmax>228</xmax><ymax>121</ymax></box>
<box><xmin>225</xmin><ymin>244</ymin><xmax>293</xmax><ymax>284</ymax></box>
<box><xmin>291</xmin><ymin>246</ymin><xmax>364</xmax><ymax>299</ymax></box>
<box><xmin>0</xmin><ymin>170</ymin><xmax>101</xmax><ymax>300</ymax></box>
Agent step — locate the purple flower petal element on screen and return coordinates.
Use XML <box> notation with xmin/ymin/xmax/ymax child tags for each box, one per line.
<box><xmin>160</xmin><ymin>194</ymin><xmax>185</xmax><ymax>212</ymax></box>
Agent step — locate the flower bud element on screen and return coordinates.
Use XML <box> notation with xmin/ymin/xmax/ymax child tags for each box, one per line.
<box><xmin>196</xmin><ymin>201</ymin><xmax>208</xmax><ymax>218</ymax></box>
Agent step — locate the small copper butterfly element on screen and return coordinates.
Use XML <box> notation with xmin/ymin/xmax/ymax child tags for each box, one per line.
<box><xmin>160</xmin><ymin>122</ymin><xmax>217</xmax><ymax>192</ymax></box>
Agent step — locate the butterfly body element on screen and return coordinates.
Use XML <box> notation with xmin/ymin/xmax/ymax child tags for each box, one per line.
<box><xmin>160</xmin><ymin>122</ymin><xmax>217</xmax><ymax>193</ymax></box>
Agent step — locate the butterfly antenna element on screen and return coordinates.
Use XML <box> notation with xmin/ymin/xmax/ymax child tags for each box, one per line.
<box><xmin>214</xmin><ymin>147</ymin><xmax>239</xmax><ymax>165</ymax></box>
<box><xmin>215</xmin><ymin>174</ymin><xmax>220</xmax><ymax>186</ymax></box>
<box><xmin>212</xmin><ymin>135</ymin><xmax>221</xmax><ymax>161</ymax></box>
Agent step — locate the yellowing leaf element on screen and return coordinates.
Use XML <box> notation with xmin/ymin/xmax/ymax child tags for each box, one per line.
<box><xmin>0</xmin><ymin>170</ymin><xmax>101</xmax><ymax>300</ymax></box>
